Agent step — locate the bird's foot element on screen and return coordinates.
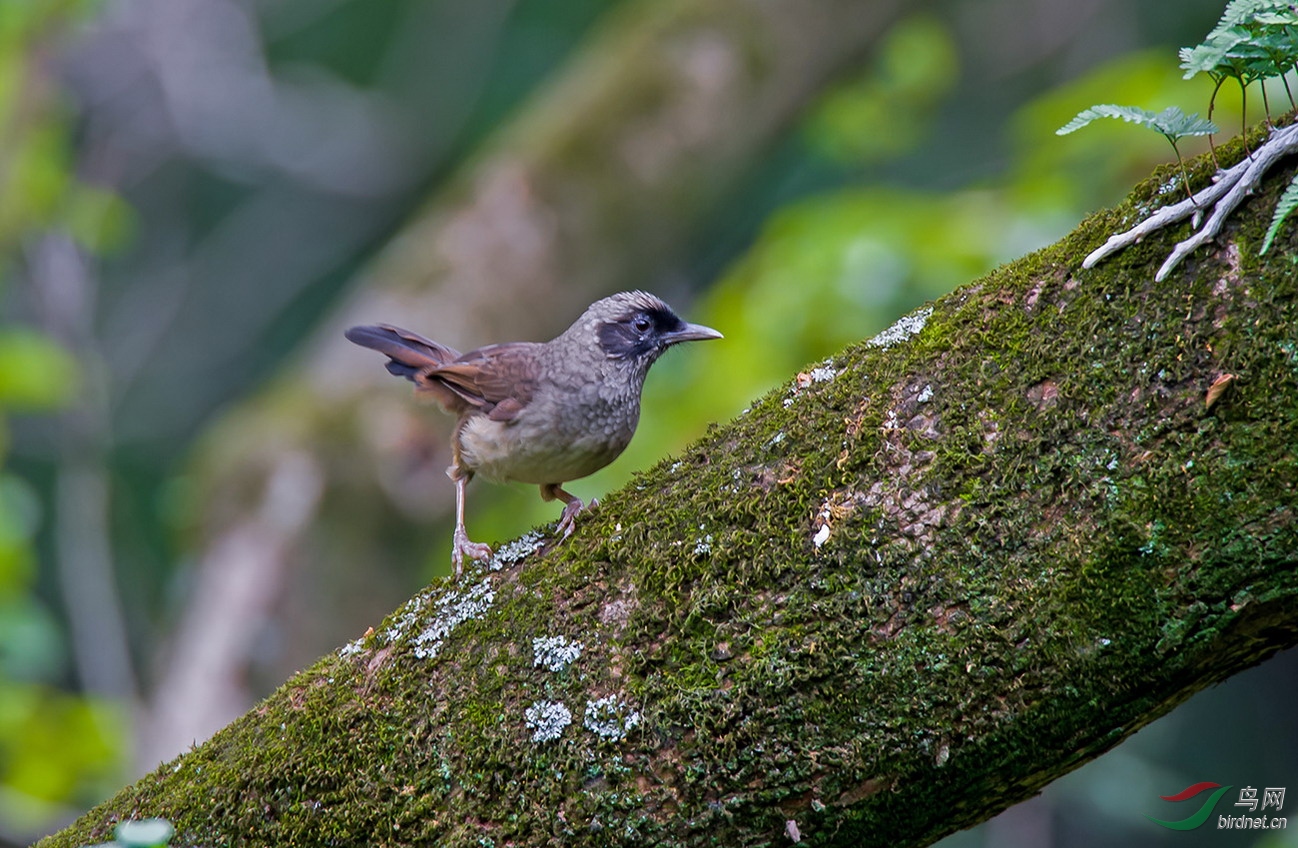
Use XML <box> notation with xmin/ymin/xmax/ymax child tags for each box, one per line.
<box><xmin>451</xmin><ymin>527</ymin><xmax>493</xmax><ymax>577</ymax></box>
<box><xmin>556</xmin><ymin>497</ymin><xmax>596</xmax><ymax>539</ymax></box>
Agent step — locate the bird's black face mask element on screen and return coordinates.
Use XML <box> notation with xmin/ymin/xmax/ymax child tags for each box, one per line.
<box><xmin>597</xmin><ymin>307</ymin><xmax>685</xmax><ymax>361</ymax></box>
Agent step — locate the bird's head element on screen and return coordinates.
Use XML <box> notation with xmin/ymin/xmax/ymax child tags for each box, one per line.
<box><xmin>580</xmin><ymin>291</ymin><xmax>722</xmax><ymax>366</ymax></box>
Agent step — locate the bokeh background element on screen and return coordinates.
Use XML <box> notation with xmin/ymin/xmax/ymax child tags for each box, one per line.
<box><xmin>1</xmin><ymin>0</ymin><xmax>1294</xmax><ymax>845</ymax></box>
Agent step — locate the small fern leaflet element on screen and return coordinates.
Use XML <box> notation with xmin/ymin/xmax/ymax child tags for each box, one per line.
<box><xmin>1260</xmin><ymin>172</ymin><xmax>1298</xmax><ymax>254</ymax></box>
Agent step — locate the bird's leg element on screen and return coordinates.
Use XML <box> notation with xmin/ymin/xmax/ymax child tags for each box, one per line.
<box><xmin>540</xmin><ymin>483</ymin><xmax>592</xmax><ymax>539</ymax></box>
<box><xmin>449</xmin><ymin>469</ymin><xmax>492</xmax><ymax>577</ymax></box>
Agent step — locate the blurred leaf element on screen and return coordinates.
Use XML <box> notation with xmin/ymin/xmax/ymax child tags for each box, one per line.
<box><xmin>804</xmin><ymin>14</ymin><xmax>958</xmax><ymax>165</ymax></box>
<box><xmin>0</xmin><ymin>538</ymin><xmax>35</xmax><ymax>601</ymax></box>
<box><xmin>0</xmin><ymin>0</ymin><xmax>104</xmax><ymax>40</ymax></box>
<box><xmin>0</xmin><ymin>0</ymin><xmax>117</xmax><ymax>256</ymax></box>
<box><xmin>65</xmin><ymin>185</ymin><xmax>136</xmax><ymax>254</ymax></box>
<box><xmin>0</xmin><ymin>125</ymin><xmax>73</xmax><ymax>240</ymax></box>
<box><xmin>0</xmin><ymin>328</ymin><xmax>80</xmax><ymax>409</ymax></box>
<box><xmin>0</xmin><ymin>597</ymin><xmax>63</xmax><ymax>679</ymax></box>
<box><xmin>0</xmin><ymin>473</ymin><xmax>41</xmax><ymax>540</ymax></box>
<box><xmin>0</xmin><ymin>687</ymin><xmax>125</xmax><ymax>803</ymax></box>
<box><xmin>0</xmin><ymin>473</ymin><xmax>42</xmax><ymax>597</ymax></box>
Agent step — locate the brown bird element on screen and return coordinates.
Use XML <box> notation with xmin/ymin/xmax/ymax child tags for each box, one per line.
<box><xmin>346</xmin><ymin>291</ymin><xmax>722</xmax><ymax>575</ymax></box>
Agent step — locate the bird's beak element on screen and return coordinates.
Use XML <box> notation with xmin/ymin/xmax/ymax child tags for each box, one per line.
<box><xmin>664</xmin><ymin>322</ymin><xmax>724</xmax><ymax>345</ymax></box>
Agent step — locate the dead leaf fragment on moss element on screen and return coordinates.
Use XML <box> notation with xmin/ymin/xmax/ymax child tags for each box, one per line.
<box><xmin>1205</xmin><ymin>373</ymin><xmax>1234</xmax><ymax>409</ymax></box>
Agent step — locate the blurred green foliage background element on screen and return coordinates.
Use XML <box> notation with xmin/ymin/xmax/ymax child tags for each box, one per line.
<box><xmin>1</xmin><ymin>0</ymin><xmax>1293</xmax><ymax>845</ymax></box>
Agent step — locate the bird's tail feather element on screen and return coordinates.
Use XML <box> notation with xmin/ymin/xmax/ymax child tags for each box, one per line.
<box><xmin>344</xmin><ymin>324</ymin><xmax>458</xmax><ymax>382</ymax></box>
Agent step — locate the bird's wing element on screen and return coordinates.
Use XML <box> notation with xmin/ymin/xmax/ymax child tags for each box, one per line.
<box><xmin>432</xmin><ymin>342</ymin><xmax>540</xmax><ymax>423</ymax></box>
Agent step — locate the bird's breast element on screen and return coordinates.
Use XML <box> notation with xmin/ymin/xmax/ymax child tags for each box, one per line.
<box><xmin>455</xmin><ymin>385</ymin><xmax>641</xmax><ymax>485</ymax></box>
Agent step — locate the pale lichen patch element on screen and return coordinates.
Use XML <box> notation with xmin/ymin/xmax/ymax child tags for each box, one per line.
<box><xmin>867</xmin><ymin>305</ymin><xmax>933</xmax><ymax>348</ymax></box>
<box><xmin>808</xmin><ymin>364</ymin><xmax>839</xmax><ymax>384</ymax></box>
<box><xmin>492</xmin><ymin>530</ymin><xmax>546</xmax><ymax>570</ymax></box>
<box><xmin>532</xmin><ymin>635</ymin><xmax>583</xmax><ymax>672</ymax></box>
<box><xmin>583</xmin><ymin>696</ymin><xmax>642</xmax><ymax>741</ymax></box>
<box><xmin>383</xmin><ymin>594</ymin><xmax>427</xmax><ymax>644</ymax></box>
<box><xmin>412</xmin><ymin>578</ymin><xmax>495</xmax><ymax>660</ymax></box>
<box><xmin>524</xmin><ymin>700</ymin><xmax>572</xmax><ymax>743</ymax></box>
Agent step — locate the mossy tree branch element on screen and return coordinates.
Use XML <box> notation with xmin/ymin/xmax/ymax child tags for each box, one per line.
<box><xmin>42</xmin><ymin>138</ymin><xmax>1298</xmax><ymax>847</ymax></box>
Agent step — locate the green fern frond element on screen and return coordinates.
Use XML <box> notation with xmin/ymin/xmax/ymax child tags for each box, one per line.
<box><xmin>1219</xmin><ymin>0</ymin><xmax>1287</xmax><ymax>28</ymax></box>
<box><xmin>1056</xmin><ymin>105</ymin><xmax>1218</xmax><ymax>142</ymax></box>
<box><xmin>1254</xmin><ymin>10</ymin><xmax>1298</xmax><ymax>27</ymax></box>
<box><xmin>1260</xmin><ymin>172</ymin><xmax>1298</xmax><ymax>254</ymax></box>
<box><xmin>1181</xmin><ymin>26</ymin><xmax>1255</xmax><ymax>81</ymax></box>
<box><xmin>1182</xmin><ymin>1</ymin><xmax>1298</xmax><ymax>81</ymax></box>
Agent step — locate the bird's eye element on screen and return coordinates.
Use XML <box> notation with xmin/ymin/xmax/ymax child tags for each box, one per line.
<box><xmin>633</xmin><ymin>316</ymin><xmax>652</xmax><ymax>333</ymax></box>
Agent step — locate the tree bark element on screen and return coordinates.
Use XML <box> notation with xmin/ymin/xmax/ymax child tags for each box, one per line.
<box><xmin>41</xmin><ymin>135</ymin><xmax>1298</xmax><ymax>846</ymax></box>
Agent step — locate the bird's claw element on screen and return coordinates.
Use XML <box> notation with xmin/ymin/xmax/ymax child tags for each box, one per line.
<box><xmin>556</xmin><ymin>497</ymin><xmax>596</xmax><ymax>539</ymax></box>
<box><xmin>451</xmin><ymin>527</ymin><xmax>493</xmax><ymax>577</ymax></box>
